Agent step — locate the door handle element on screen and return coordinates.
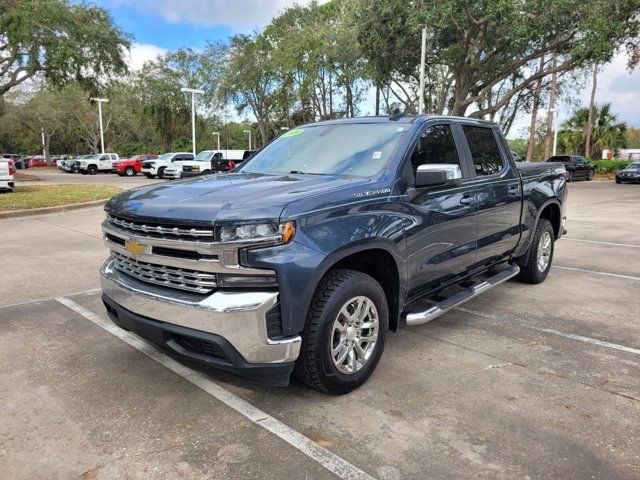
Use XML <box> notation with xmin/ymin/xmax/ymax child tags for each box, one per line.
<box><xmin>507</xmin><ymin>184</ymin><xmax>520</xmax><ymax>196</ymax></box>
<box><xmin>460</xmin><ymin>195</ymin><xmax>474</xmax><ymax>205</ymax></box>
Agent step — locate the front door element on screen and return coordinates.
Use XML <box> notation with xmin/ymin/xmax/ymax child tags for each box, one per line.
<box><xmin>404</xmin><ymin>123</ymin><xmax>479</xmax><ymax>296</ymax></box>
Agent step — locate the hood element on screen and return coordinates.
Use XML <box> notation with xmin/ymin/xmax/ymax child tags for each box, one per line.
<box><xmin>620</xmin><ymin>167</ymin><xmax>640</xmax><ymax>174</ymax></box>
<box><xmin>105</xmin><ymin>172</ymin><xmax>368</xmax><ymax>224</ymax></box>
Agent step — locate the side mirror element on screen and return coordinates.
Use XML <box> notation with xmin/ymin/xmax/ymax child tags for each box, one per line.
<box><xmin>415</xmin><ymin>164</ymin><xmax>462</xmax><ymax>188</ymax></box>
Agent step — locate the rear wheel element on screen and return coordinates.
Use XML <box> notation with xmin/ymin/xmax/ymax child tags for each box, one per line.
<box><xmin>124</xmin><ymin>166</ymin><xmax>135</xmax><ymax>177</ymax></box>
<box><xmin>566</xmin><ymin>171</ymin><xmax>574</xmax><ymax>182</ymax></box>
<box><xmin>294</xmin><ymin>269</ymin><xmax>388</xmax><ymax>394</ymax></box>
<box><xmin>516</xmin><ymin>219</ymin><xmax>555</xmax><ymax>284</ymax></box>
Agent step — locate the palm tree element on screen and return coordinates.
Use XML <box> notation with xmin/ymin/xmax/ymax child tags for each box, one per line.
<box><xmin>558</xmin><ymin>103</ymin><xmax>627</xmax><ymax>158</ymax></box>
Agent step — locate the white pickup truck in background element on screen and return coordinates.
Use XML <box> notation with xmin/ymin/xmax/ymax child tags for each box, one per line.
<box><xmin>0</xmin><ymin>158</ymin><xmax>15</xmax><ymax>192</ymax></box>
<box><xmin>78</xmin><ymin>153</ymin><xmax>120</xmax><ymax>175</ymax></box>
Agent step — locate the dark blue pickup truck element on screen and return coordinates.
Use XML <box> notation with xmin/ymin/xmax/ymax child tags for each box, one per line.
<box><xmin>100</xmin><ymin>115</ymin><xmax>567</xmax><ymax>394</ymax></box>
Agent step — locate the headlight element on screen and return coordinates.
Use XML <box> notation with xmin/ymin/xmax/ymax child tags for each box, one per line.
<box><xmin>79</xmin><ymin>161</ymin><xmax>87</xmax><ymax>166</ymax></box>
<box><xmin>219</xmin><ymin>221</ymin><xmax>295</xmax><ymax>244</ymax></box>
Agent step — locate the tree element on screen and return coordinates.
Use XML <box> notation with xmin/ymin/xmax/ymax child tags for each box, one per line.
<box><xmin>559</xmin><ymin>104</ymin><xmax>627</xmax><ymax>158</ymax></box>
<box><xmin>0</xmin><ymin>0</ymin><xmax>130</xmax><ymax>116</ymax></box>
<box><xmin>352</xmin><ymin>0</ymin><xmax>640</xmax><ymax>118</ymax></box>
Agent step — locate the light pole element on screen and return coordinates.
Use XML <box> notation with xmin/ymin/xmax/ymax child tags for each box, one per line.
<box><xmin>551</xmin><ymin>109</ymin><xmax>559</xmax><ymax>156</ymax></box>
<box><xmin>243</xmin><ymin>129</ymin><xmax>252</xmax><ymax>150</ymax></box>
<box><xmin>90</xmin><ymin>98</ymin><xmax>109</xmax><ymax>154</ymax></box>
<box><xmin>212</xmin><ymin>132</ymin><xmax>220</xmax><ymax>150</ymax></box>
<box><xmin>418</xmin><ymin>24</ymin><xmax>427</xmax><ymax>115</ymax></box>
<box><xmin>181</xmin><ymin>87</ymin><xmax>205</xmax><ymax>155</ymax></box>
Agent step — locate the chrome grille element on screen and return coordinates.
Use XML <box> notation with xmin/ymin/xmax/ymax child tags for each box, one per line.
<box><xmin>107</xmin><ymin>214</ymin><xmax>214</xmax><ymax>241</ymax></box>
<box><xmin>111</xmin><ymin>251</ymin><xmax>216</xmax><ymax>294</ymax></box>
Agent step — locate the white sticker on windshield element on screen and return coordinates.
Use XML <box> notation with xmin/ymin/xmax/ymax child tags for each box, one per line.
<box><xmin>372</xmin><ymin>151</ymin><xmax>382</xmax><ymax>159</ymax></box>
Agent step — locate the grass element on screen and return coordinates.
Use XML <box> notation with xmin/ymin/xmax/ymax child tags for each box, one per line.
<box><xmin>0</xmin><ymin>184</ymin><xmax>121</xmax><ymax>211</ymax></box>
<box><xmin>591</xmin><ymin>159</ymin><xmax>632</xmax><ymax>174</ymax></box>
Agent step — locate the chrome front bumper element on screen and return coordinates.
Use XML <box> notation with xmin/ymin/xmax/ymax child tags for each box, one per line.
<box><xmin>100</xmin><ymin>259</ymin><xmax>301</xmax><ymax>364</ymax></box>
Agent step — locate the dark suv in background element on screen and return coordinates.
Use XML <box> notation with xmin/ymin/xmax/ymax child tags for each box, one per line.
<box><xmin>546</xmin><ymin>155</ymin><xmax>595</xmax><ymax>182</ymax></box>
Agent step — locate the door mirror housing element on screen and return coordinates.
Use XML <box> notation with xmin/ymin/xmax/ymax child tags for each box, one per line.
<box><xmin>415</xmin><ymin>164</ymin><xmax>462</xmax><ymax>188</ymax></box>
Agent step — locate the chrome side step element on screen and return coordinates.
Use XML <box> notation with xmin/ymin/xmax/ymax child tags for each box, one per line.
<box><xmin>405</xmin><ymin>265</ymin><xmax>520</xmax><ymax>327</ymax></box>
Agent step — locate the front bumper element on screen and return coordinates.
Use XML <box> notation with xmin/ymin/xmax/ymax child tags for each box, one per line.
<box><xmin>141</xmin><ymin>167</ymin><xmax>157</xmax><ymax>175</ymax></box>
<box><xmin>162</xmin><ymin>170</ymin><xmax>181</xmax><ymax>179</ymax></box>
<box><xmin>100</xmin><ymin>259</ymin><xmax>301</xmax><ymax>384</ymax></box>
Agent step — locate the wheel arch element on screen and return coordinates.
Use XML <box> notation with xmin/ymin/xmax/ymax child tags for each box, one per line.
<box><xmin>537</xmin><ymin>200</ymin><xmax>562</xmax><ymax>239</ymax></box>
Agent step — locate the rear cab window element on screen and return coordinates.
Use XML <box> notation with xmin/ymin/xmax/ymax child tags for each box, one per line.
<box><xmin>462</xmin><ymin>126</ymin><xmax>504</xmax><ymax>176</ymax></box>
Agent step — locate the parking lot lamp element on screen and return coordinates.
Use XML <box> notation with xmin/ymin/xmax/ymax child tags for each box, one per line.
<box><xmin>418</xmin><ymin>24</ymin><xmax>427</xmax><ymax>114</ymax></box>
<box><xmin>551</xmin><ymin>109</ymin><xmax>559</xmax><ymax>156</ymax></box>
<box><xmin>181</xmin><ymin>87</ymin><xmax>205</xmax><ymax>155</ymax></box>
<box><xmin>243</xmin><ymin>129</ymin><xmax>252</xmax><ymax>150</ymax></box>
<box><xmin>90</xmin><ymin>98</ymin><xmax>109</xmax><ymax>154</ymax></box>
<box><xmin>212</xmin><ymin>132</ymin><xmax>220</xmax><ymax>150</ymax></box>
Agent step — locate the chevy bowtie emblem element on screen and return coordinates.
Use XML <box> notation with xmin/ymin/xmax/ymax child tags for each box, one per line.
<box><xmin>124</xmin><ymin>239</ymin><xmax>147</xmax><ymax>255</ymax></box>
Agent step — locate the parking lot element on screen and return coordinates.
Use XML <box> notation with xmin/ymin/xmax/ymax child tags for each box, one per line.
<box><xmin>1</xmin><ymin>181</ymin><xmax>639</xmax><ymax>479</ymax></box>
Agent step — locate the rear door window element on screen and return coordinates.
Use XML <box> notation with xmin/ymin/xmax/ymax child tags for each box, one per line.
<box><xmin>462</xmin><ymin>126</ymin><xmax>504</xmax><ymax>176</ymax></box>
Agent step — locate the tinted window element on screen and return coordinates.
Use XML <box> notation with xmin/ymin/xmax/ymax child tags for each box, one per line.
<box><xmin>100</xmin><ymin>155</ymin><xmax>109</xmax><ymax>161</ymax></box>
<box><xmin>547</xmin><ymin>156</ymin><xmax>570</xmax><ymax>162</ymax></box>
<box><xmin>410</xmin><ymin>124</ymin><xmax>460</xmax><ymax>173</ymax></box>
<box><xmin>237</xmin><ymin>124</ymin><xmax>408</xmax><ymax>176</ymax></box>
<box><xmin>462</xmin><ymin>126</ymin><xmax>504</xmax><ymax>176</ymax></box>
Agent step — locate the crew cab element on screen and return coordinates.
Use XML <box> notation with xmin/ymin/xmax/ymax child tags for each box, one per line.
<box><xmin>141</xmin><ymin>152</ymin><xmax>194</xmax><ymax>179</ymax></box>
<box><xmin>546</xmin><ymin>155</ymin><xmax>594</xmax><ymax>182</ymax></box>
<box><xmin>112</xmin><ymin>154</ymin><xmax>159</xmax><ymax>177</ymax></box>
<box><xmin>164</xmin><ymin>150</ymin><xmax>216</xmax><ymax>179</ymax></box>
<box><xmin>100</xmin><ymin>115</ymin><xmax>567</xmax><ymax>394</ymax></box>
<box><xmin>210</xmin><ymin>150</ymin><xmax>254</xmax><ymax>173</ymax></box>
<box><xmin>0</xmin><ymin>158</ymin><xmax>15</xmax><ymax>192</ymax></box>
<box><xmin>78</xmin><ymin>153</ymin><xmax>120</xmax><ymax>175</ymax></box>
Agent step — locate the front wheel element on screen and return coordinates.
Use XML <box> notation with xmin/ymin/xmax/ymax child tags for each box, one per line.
<box><xmin>587</xmin><ymin>169</ymin><xmax>594</xmax><ymax>181</ymax></box>
<box><xmin>294</xmin><ymin>269</ymin><xmax>388</xmax><ymax>394</ymax></box>
<box><xmin>124</xmin><ymin>166</ymin><xmax>135</xmax><ymax>177</ymax></box>
<box><xmin>157</xmin><ymin>167</ymin><xmax>166</xmax><ymax>179</ymax></box>
<box><xmin>88</xmin><ymin>165</ymin><xmax>98</xmax><ymax>175</ymax></box>
<box><xmin>615</xmin><ymin>177</ymin><xmax>622</xmax><ymax>184</ymax></box>
<box><xmin>516</xmin><ymin>218</ymin><xmax>555</xmax><ymax>284</ymax></box>
<box><xmin>145</xmin><ymin>173</ymin><xmax>155</xmax><ymax>179</ymax></box>
<box><xmin>566</xmin><ymin>171</ymin><xmax>574</xmax><ymax>182</ymax></box>
<box><xmin>202</xmin><ymin>170</ymin><xmax>210</xmax><ymax>176</ymax></box>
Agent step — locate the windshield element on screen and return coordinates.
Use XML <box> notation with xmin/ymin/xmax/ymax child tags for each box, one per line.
<box><xmin>629</xmin><ymin>162</ymin><xmax>640</xmax><ymax>169</ymax></box>
<box><xmin>238</xmin><ymin>124</ymin><xmax>408</xmax><ymax>176</ymax></box>
<box><xmin>157</xmin><ymin>153</ymin><xmax>173</xmax><ymax>161</ymax></box>
<box><xmin>195</xmin><ymin>151</ymin><xmax>213</xmax><ymax>162</ymax></box>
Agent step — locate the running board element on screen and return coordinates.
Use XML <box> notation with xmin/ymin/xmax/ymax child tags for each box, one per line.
<box><xmin>405</xmin><ymin>265</ymin><xmax>520</xmax><ymax>327</ymax></box>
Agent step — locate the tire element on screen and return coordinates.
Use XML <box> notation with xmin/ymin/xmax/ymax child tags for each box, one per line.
<box><xmin>615</xmin><ymin>177</ymin><xmax>621</xmax><ymax>184</ymax></box>
<box><xmin>157</xmin><ymin>167</ymin><xmax>166</xmax><ymax>179</ymax></box>
<box><xmin>516</xmin><ymin>218</ymin><xmax>555</xmax><ymax>284</ymax></box>
<box><xmin>145</xmin><ymin>173</ymin><xmax>155</xmax><ymax>179</ymax></box>
<box><xmin>566</xmin><ymin>171</ymin><xmax>574</xmax><ymax>182</ymax></box>
<box><xmin>124</xmin><ymin>166</ymin><xmax>135</xmax><ymax>177</ymax></box>
<box><xmin>88</xmin><ymin>165</ymin><xmax>98</xmax><ymax>175</ymax></box>
<box><xmin>587</xmin><ymin>169</ymin><xmax>594</xmax><ymax>181</ymax></box>
<box><xmin>294</xmin><ymin>269</ymin><xmax>388</xmax><ymax>394</ymax></box>
<box><xmin>202</xmin><ymin>170</ymin><xmax>210</xmax><ymax>176</ymax></box>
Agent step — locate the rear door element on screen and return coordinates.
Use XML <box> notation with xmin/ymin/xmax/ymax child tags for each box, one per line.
<box><xmin>404</xmin><ymin>122</ymin><xmax>479</xmax><ymax>294</ymax></box>
<box><xmin>460</xmin><ymin>124</ymin><xmax>522</xmax><ymax>266</ymax></box>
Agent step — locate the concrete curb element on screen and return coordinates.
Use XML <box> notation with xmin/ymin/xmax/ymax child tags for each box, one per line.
<box><xmin>0</xmin><ymin>199</ymin><xmax>107</xmax><ymax>220</ymax></box>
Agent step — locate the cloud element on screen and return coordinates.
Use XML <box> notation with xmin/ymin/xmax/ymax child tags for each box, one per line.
<box><xmin>126</xmin><ymin>42</ymin><xmax>168</xmax><ymax>70</ymax></box>
<box><xmin>111</xmin><ymin>0</ymin><xmax>314</xmax><ymax>30</ymax></box>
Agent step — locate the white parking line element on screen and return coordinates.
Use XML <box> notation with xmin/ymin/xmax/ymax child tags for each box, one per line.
<box><xmin>0</xmin><ymin>288</ymin><xmax>101</xmax><ymax>310</ymax></box>
<box><xmin>555</xmin><ymin>266</ymin><xmax>640</xmax><ymax>282</ymax></box>
<box><xmin>564</xmin><ymin>238</ymin><xmax>640</xmax><ymax>249</ymax></box>
<box><xmin>55</xmin><ymin>297</ymin><xmax>376</xmax><ymax>480</ymax></box>
<box><xmin>457</xmin><ymin>307</ymin><xmax>640</xmax><ymax>356</ymax></box>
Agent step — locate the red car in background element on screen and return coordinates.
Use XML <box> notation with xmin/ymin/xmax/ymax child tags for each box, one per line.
<box><xmin>27</xmin><ymin>157</ymin><xmax>48</xmax><ymax>168</ymax></box>
<box><xmin>112</xmin><ymin>154</ymin><xmax>159</xmax><ymax>176</ymax></box>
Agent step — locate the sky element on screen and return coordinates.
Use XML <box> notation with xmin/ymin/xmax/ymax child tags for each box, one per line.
<box><xmin>95</xmin><ymin>0</ymin><xmax>640</xmax><ymax>136</ymax></box>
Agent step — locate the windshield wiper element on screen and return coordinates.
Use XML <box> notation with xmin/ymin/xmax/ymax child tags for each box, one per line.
<box><xmin>289</xmin><ymin>170</ymin><xmax>326</xmax><ymax>175</ymax></box>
